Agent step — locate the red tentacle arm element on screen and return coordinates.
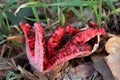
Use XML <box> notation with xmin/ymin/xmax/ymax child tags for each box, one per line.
<box><xmin>72</xmin><ymin>27</ymin><xmax>106</xmax><ymax>44</ymax></box>
<box><xmin>20</xmin><ymin>22</ymin><xmax>35</xmax><ymax>57</ymax></box>
<box><xmin>88</xmin><ymin>21</ymin><xmax>98</xmax><ymax>27</ymax></box>
<box><xmin>47</xmin><ymin>26</ymin><xmax>80</xmax><ymax>57</ymax></box>
<box><xmin>44</xmin><ymin>27</ymin><xmax>105</xmax><ymax>70</ymax></box>
<box><xmin>45</xmin><ymin>42</ymin><xmax>91</xmax><ymax>70</ymax></box>
<box><xmin>20</xmin><ymin>22</ymin><xmax>45</xmax><ymax>71</ymax></box>
<box><xmin>34</xmin><ymin>22</ymin><xmax>45</xmax><ymax>71</ymax></box>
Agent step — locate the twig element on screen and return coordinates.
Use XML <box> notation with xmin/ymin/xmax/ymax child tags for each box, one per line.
<box><xmin>44</xmin><ymin>6</ymin><xmax>60</xmax><ymax>30</ymax></box>
<box><xmin>0</xmin><ymin>67</ymin><xmax>13</xmax><ymax>70</ymax></box>
<box><xmin>1</xmin><ymin>44</ymin><xmax>7</xmax><ymax>57</ymax></box>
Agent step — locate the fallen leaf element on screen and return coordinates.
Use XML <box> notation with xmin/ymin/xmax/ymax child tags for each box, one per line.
<box><xmin>105</xmin><ymin>36</ymin><xmax>120</xmax><ymax>79</ymax></box>
<box><xmin>71</xmin><ymin>62</ymin><xmax>95</xmax><ymax>78</ymax></box>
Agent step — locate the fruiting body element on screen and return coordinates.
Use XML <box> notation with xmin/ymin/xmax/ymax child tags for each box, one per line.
<box><xmin>20</xmin><ymin>22</ymin><xmax>105</xmax><ymax>72</ymax></box>
<box><xmin>20</xmin><ymin>22</ymin><xmax>45</xmax><ymax>71</ymax></box>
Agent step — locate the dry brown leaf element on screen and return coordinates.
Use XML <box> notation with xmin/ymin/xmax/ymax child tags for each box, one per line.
<box><xmin>105</xmin><ymin>36</ymin><xmax>120</xmax><ymax>79</ymax></box>
<box><xmin>113</xmin><ymin>8</ymin><xmax>120</xmax><ymax>13</ymax></box>
<box><xmin>71</xmin><ymin>62</ymin><xmax>95</xmax><ymax>78</ymax></box>
<box><xmin>7</xmin><ymin>35</ymin><xmax>24</xmax><ymax>43</ymax></box>
<box><xmin>14</xmin><ymin>2</ymin><xmax>38</xmax><ymax>15</ymax></box>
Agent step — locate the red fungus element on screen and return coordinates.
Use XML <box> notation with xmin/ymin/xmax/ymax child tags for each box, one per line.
<box><xmin>20</xmin><ymin>22</ymin><xmax>106</xmax><ymax>72</ymax></box>
<box><xmin>20</xmin><ymin>22</ymin><xmax>45</xmax><ymax>71</ymax></box>
<box><xmin>88</xmin><ymin>21</ymin><xmax>98</xmax><ymax>27</ymax></box>
<box><xmin>47</xmin><ymin>26</ymin><xmax>80</xmax><ymax>57</ymax></box>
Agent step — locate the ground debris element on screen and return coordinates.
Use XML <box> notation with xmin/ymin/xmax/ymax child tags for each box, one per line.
<box><xmin>56</xmin><ymin>62</ymin><xmax>103</xmax><ymax>80</ymax></box>
<box><xmin>91</xmin><ymin>55</ymin><xmax>114</xmax><ymax>80</ymax></box>
<box><xmin>105</xmin><ymin>36</ymin><xmax>120</xmax><ymax>79</ymax></box>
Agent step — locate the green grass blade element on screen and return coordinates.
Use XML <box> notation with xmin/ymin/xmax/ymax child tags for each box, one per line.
<box><xmin>43</xmin><ymin>7</ymin><xmax>48</xmax><ymax>20</ymax></box>
<box><xmin>69</xmin><ymin>7</ymin><xmax>83</xmax><ymax>21</ymax></box>
<box><xmin>24</xmin><ymin>16</ymin><xmax>46</xmax><ymax>22</ymax></box>
<box><xmin>50</xmin><ymin>1</ymin><xmax>98</xmax><ymax>7</ymax></box>
<box><xmin>29</xmin><ymin>0</ymin><xmax>40</xmax><ymax>22</ymax></box>
<box><xmin>6</xmin><ymin>71</ymin><xmax>15</xmax><ymax>80</ymax></box>
<box><xmin>3</xmin><ymin>0</ymin><xmax>17</xmax><ymax>12</ymax></box>
<box><xmin>0</xmin><ymin>13</ymin><xmax>3</xmax><ymax>27</ymax></box>
<box><xmin>2</xmin><ymin>12</ymin><xmax>11</xmax><ymax>34</ymax></box>
<box><xmin>0</xmin><ymin>39</ymin><xmax>7</xmax><ymax>45</ymax></box>
<box><xmin>98</xmin><ymin>0</ymin><xmax>102</xmax><ymax>26</ymax></box>
<box><xmin>6</xmin><ymin>0</ymin><xmax>16</xmax><ymax>6</ymax></box>
<box><xmin>105</xmin><ymin>0</ymin><xmax>116</xmax><ymax>10</ymax></box>
<box><xmin>60</xmin><ymin>12</ymin><xmax>65</xmax><ymax>25</ymax></box>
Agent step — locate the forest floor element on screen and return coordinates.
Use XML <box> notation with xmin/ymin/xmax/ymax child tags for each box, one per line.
<box><xmin>0</xmin><ymin>0</ymin><xmax>120</xmax><ymax>80</ymax></box>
